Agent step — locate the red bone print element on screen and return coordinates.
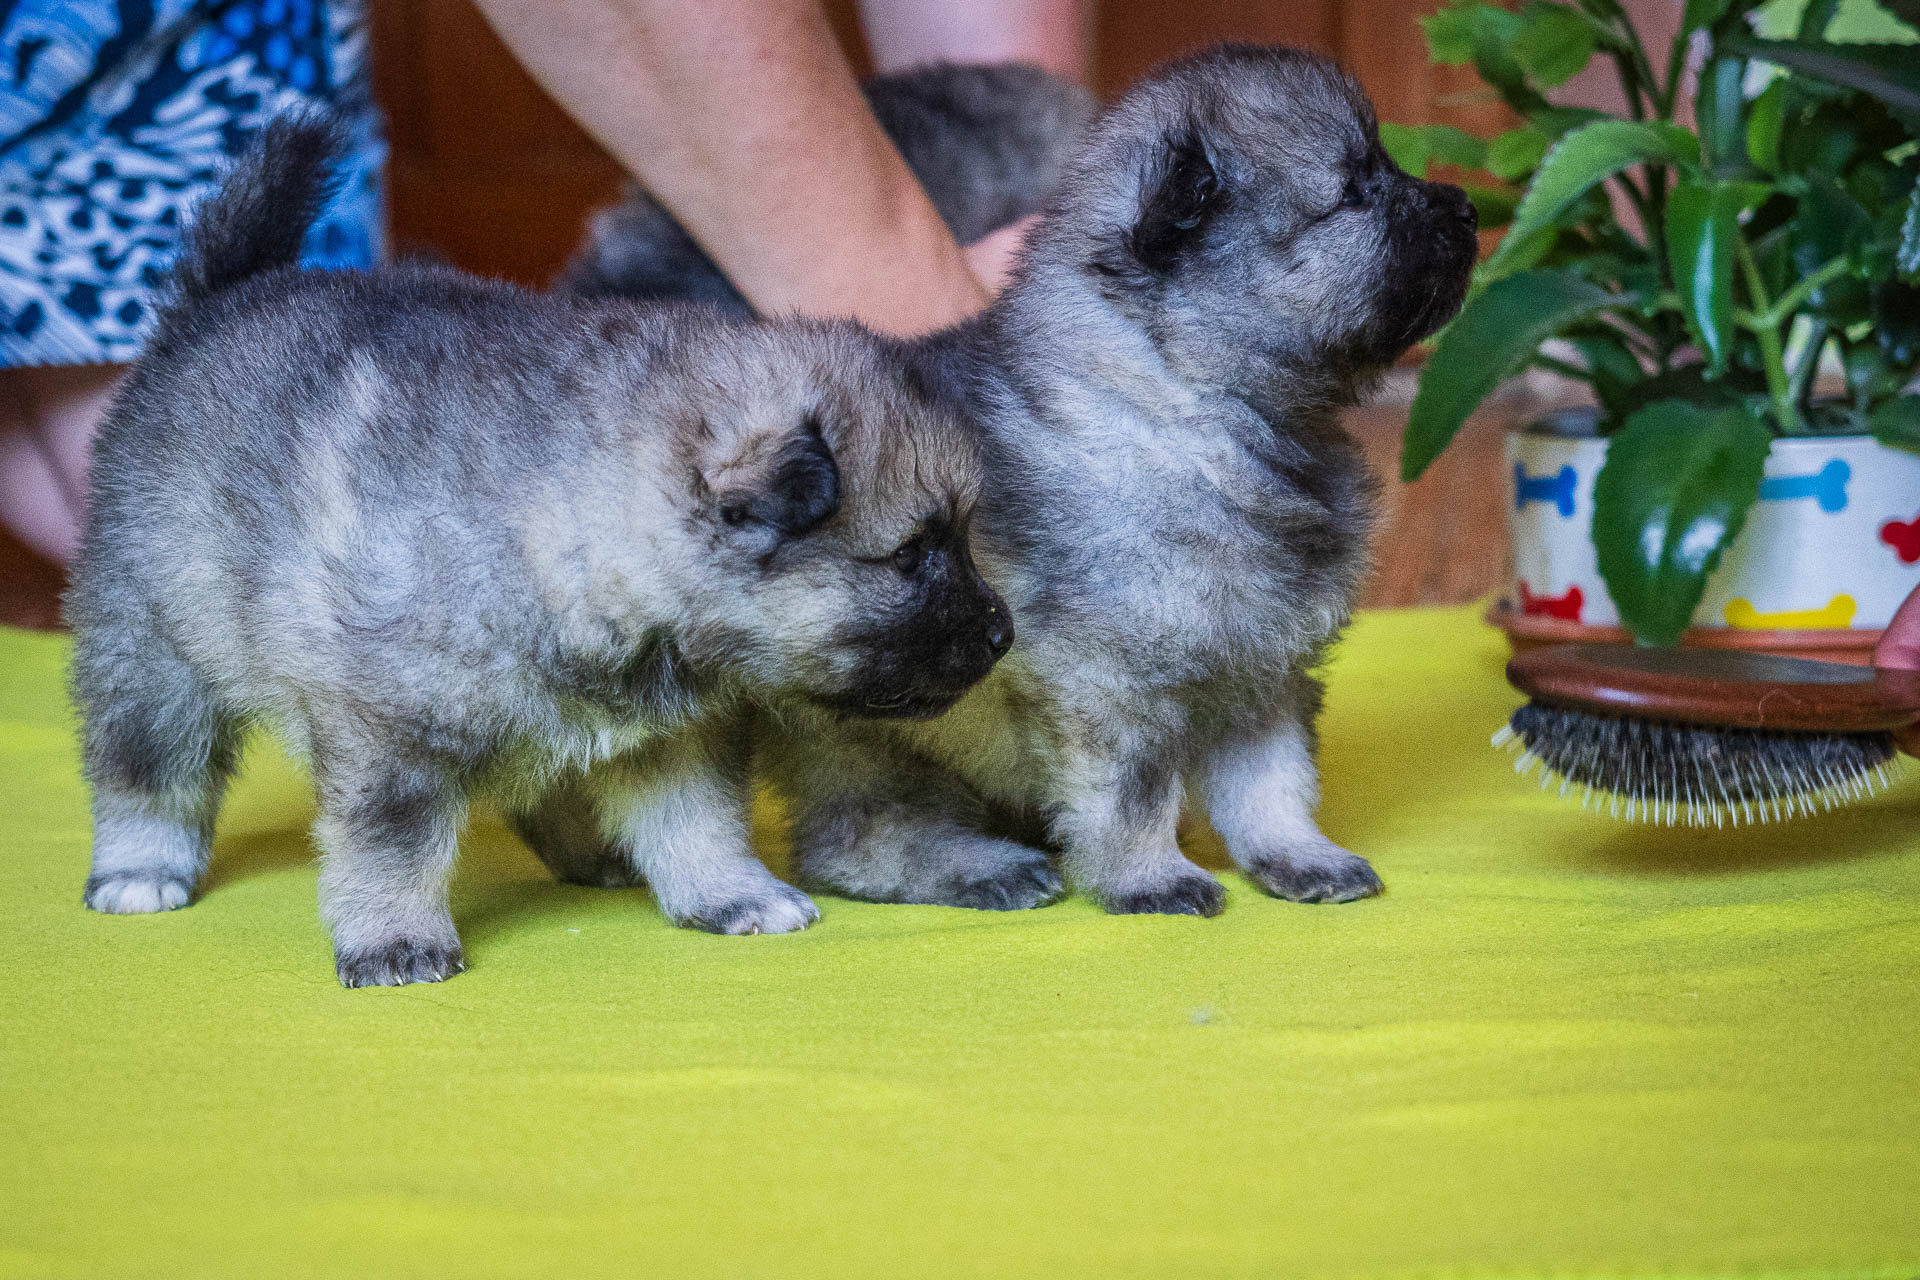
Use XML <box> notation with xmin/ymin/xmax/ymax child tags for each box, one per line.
<box><xmin>1881</xmin><ymin>514</ymin><xmax>1920</xmax><ymax>564</ymax></box>
<box><xmin>1517</xmin><ymin>580</ymin><xmax>1584</xmax><ymax>621</ymax></box>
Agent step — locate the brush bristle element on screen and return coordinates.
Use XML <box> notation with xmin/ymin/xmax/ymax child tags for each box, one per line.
<box><xmin>1492</xmin><ymin>701</ymin><xmax>1902</xmax><ymax>826</ymax></box>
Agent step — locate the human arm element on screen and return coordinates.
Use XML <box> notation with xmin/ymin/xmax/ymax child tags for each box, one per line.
<box><xmin>472</xmin><ymin>0</ymin><xmax>988</xmax><ymax>335</ymax></box>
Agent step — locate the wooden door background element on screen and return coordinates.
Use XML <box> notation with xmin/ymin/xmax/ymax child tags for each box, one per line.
<box><xmin>367</xmin><ymin>0</ymin><xmax>1499</xmax><ymax>285</ymax></box>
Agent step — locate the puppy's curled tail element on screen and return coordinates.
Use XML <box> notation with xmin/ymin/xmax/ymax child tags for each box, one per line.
<box><xmin>170</xmin><ymin>111</ymin><xmax>348</xmax><ymax>303</ymax></box>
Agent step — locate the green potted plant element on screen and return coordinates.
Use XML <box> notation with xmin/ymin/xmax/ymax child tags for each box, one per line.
<box><xmin>1388</xmin><ymin>0</ymin><xmax>1920</xmax><ymax>656</ymax></box>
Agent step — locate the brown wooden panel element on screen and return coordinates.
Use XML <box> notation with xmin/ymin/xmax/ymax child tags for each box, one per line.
<box><xmin>370</xmin><ymin>1</ymin><xmax>621</xmax><ymax>284</ymax></box>
<box><xmin>1096</xmin><ymin>0</ymin><xmax>1340</xmax><ymax>97</ymax></box>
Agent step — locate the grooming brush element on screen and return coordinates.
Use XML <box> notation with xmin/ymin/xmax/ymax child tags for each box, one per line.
<box><xmin>1492</xmin><ymin>644</ymin><xmax>1920</xmax><ymax>825</ymax></box>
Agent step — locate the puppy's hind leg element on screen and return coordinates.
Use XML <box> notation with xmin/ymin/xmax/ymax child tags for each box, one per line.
<box><xmin>1198</xmin><ymin>679</ymin><xmax>1381</xmax><ymax>905</ymax></box>
<box><xmin>765</xmin><ymin>722</ymin><xmax>1061</xmax><ymax>911</ymax></box>
<box><xmin>73</xmin><ymin>615</ymin><xmax>243</xmax><ymax>915</ymax></box>
<box><xmin>600</xmin><ymin>720</ymin><xmax>818</xmax><ymax>935</ymax></box>
<box><xmin>507</xmin><ymin>769</ymin><xmax>643</xmax><ymax>889</ymax></box>
<box><xmin>311</xmin><ymin>727</ymin><xmax>469</xmax><ymax>987</ymax></box>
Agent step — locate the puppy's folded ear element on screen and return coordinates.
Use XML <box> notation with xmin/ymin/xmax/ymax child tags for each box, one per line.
<box><xmin>711</xmin><ymin>417</ymin><xmax>842</xmax><ymax>538</ymax></box>
<box><xmin>1095</xmin><ymin>130</ymin><xmax>1222</xmax><ymax>281</ymax></box>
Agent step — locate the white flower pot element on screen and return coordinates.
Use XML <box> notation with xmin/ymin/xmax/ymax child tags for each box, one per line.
<box><xmin>1494</xmin><ymin>424</ymin><xmax>1920</xmax><ymax>662</ymax></box>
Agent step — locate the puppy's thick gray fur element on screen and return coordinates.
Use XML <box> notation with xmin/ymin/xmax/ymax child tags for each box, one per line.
<box><xmin>562</xmin><ymin>62</ymin><xmax>1094</xmax><ymax>311</ymax></box>
<box><xmin>598</xmin><ymin>47</ymin><xmax>1479</xmax><ymax>915</ymax></box>
<box><xmin>67</xmin><ymin>116</ymin><xmax>1012</xmax><ymax>985</ymax></box>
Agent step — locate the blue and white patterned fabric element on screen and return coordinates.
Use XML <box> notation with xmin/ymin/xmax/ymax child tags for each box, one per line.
<box><xmin>0</xmin><ymin>0</ymin><xmax>383</xmax><ymax>367</ymax></box>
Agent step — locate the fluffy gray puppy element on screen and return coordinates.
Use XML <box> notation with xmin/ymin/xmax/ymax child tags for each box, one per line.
<box><xmin>66</xmin><ymin>117</ymin><xmax>1013</xmax><ymax>986</ymax></box>
<box><xmin>555</xmin><ymin>46</ymin><xmax>1478</xmax><ymax>915</ymax></box>
<box><xmin>562</xmin><ymin>62</ymin><xmax>1094</xmax><ymax>311</ymax></box>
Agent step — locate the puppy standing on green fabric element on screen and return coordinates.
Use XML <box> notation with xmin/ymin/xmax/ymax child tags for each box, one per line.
<box><xmin>770</xmin><ymin>49</ymin><xmax>1477</xmax><ymax>913</ymax></box>
<box><xmin>550</xmin><ymin>48</ymin><xmax>1481</xmax><ymax>914</ymax></box>
<box><xmin>65</xmin><ymin>117</ymin><xmax>1012</xmax><ymax>987</ymax></box>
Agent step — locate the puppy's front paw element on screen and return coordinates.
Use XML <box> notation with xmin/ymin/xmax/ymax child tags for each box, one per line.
<box><xmin>1247</xmin><ymin>844</ymin><xmax>1382</xmax><ymax>904</ymax></box>
<box><xmin>684</xmin><ymin>881</ymin><xmax>820</xmax><ymax>936</ymax></box>
<box><xmin>1105</xmin><ymin>870</ymin><xmax>1225</xmax><ymax>918</ymax></box>
<box><xmin>940</xmin><ymin>841</ymin><xmax>1063</xmax><ymax>911</ymax></box>
<box><xmin>336</xmin><ymin>938</ymin><xmax>468</xmax><ymax>987</ymax></box>
<box><xmin>85</xmin><ymin>872</ymin><xmax>195</xmax><ymax>915</ymax></box>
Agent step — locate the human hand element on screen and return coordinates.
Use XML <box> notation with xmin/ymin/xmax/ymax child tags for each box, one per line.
<box><xmin>962</xmin><ymin>214</ymin><xmax>1039</xmax><ymax>298</ymax></box>
<box><xmin>1872</xmin><ymin>584</ymin><xmax>1920</xmax><ymax>756</ymax></box>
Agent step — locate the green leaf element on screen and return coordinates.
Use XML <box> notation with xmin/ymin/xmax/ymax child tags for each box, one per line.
<box><xmin>1463</xmin><ymin>182</ymin><xmax>1520</xmax><ymax>227</ymax></box>
<box><xmin>1566</xmin><ymin>331</ymin><xmax>1648</xmax><ymax>415</ymax></box>
<box><xmin>1684</xmin><ymin>0</ymin><xmax>1735</xmax><ymax>33</ymax></box>
<box><xmin>1473</xmin><ymin>22</ymin><xmax>1555</xmax><ymax>114</ymax></box>
<box><xmin>1514</xmin><ymin>2</ymin><xmax>1599</xmax><ymax>86</ymax></box>
<box><xmin>1746</xmin><ymin>78</ymin><xmax>1787</xmax><ymax>172</ymax></box>
<box><xmin>1867</xmin><ymin>0</ymin><xmax>1920</xmax><ymax>31</ymax></box>
<box><xmin>1592</xmin><ymin>399</ymin><xmax>1771</xmax><ymax>646</ymax></box>
<box><xmin>1792</xmin><ymin>174</ymin><xmax>1877</xmax><ymax>314</ymax></box>
<box><xmin>1871</xmin><ymin>394</ymin><xmax>1920</xmax><ymax>452</ymax></box>
<box><xmin>1423</xmin><ymin>1</ymin><xmax>1556</xmax><ymax>114</ymax></box>
<box><xmin>1488</xmin><ymin>127</ymin><xmax>1551</xmax><ymax>180</ymax></box>
<box><xmin>1485</xmin><ymin>121</ymin><xmax>1700</xmax><ymax>277</ymax></box>
<box><xmin>1530</xmin><ymin>106</ymin><xmax>1612</xmax><ymax>139</ymax></box>
<box><xmin>1420</xmin><ymin>2</ymin><xmax>1484</xmax><ymax>62</ymax></box>
<box><xmin>1898</xmin><ymin>177</ymin><xmax>1920</xmax><ymax>281</ymax></box>
<box><xmin>1875</xmin><ymin>280</ymin><xmax>1920</xmax><ymax>363</ymax></box>
<box><xmin>1427</xmin><ymin>124</ymin><xmax>1490</xmax><ymax>169</ymax></box>
<box><xmin>1696</xmin><ymin>55</ymin><xmax>1748</xmax><ymax>171</ymax></box>
<box><xmin>1402</xmin><ymin>270</ymin><xmax>1618</xmax><ymax>479</ymax></box>
<box><xmin>1718</xmin><ymin>35</ymin><xmax>1920</xmax><ymax>129</ymax></box>
<box><xmin>1665</xmin><ymin>181</ymin><xmax>1741</xmax><ymax>375</ymax></box>
<box><xmin>1379</xmin><ymin>122</ymin><xmax>1429</xmax><ymax>178</ymax></box>
<box><xmin>1380</xmin><ymin>123</ymin><xmax>1490</xmax><ymax>181</ymax></box>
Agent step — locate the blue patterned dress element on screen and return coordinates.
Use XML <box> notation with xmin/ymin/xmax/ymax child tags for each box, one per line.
<box><xmin>0</xmin><ymin>0</ymin><xmax>383</xmax><ymax>367</ymax></box>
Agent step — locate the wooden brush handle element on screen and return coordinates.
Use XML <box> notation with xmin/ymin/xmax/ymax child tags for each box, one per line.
<box><xmin>1507</xmin><ymin>644</ymin><xmax>1920</xmax><ymax>733</ymax></box>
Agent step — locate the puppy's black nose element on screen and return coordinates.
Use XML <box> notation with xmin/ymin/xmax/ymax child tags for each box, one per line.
<box><xmin>986</xmin><ymin>619</ymin><xmax>1014</xmax><ymax>657</ymax></box>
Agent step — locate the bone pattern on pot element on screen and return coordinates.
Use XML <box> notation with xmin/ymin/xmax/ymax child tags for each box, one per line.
<box><xmin>1723</xmin><ymin>594</ymin><xmax>1857</xmax><ymax>630</ymax></box>
<box><xmin>1513</xmin><ymin>463</ymin><xmax>1576</xmax><ymax>517</ymax></box>
<box><xmin>1758</xmin><ymin>459</ymin><xmax>1849</xmax><ymax>513</ymax></box>
<box><xmin>1881</xmin><ymin>514</ymin><xmax>1920</xmax><ymax>564</ymax></box>
<box><xmin>1516</xmin><ymin>580</ymin><xmax>1583</xmax><ymax>621</ymax></box>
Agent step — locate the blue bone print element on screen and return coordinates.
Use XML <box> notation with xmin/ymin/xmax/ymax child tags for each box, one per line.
<box><xmin>1513</xmin><ymin>463</ymin><xmax>1576</xmax><ymax>517</ymax></box>
<box><xmin>1758</xmin><ymin>458</ymin><xmax>1849</xmax><ymax>512</ymax></box>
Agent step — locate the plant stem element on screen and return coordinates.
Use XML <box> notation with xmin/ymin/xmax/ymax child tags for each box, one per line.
<box><xmin>1736</xmin><ymin>237</ymin><xmax>1800</xmax><ymax>432</ymax></box>
<box><xmin>1759</xmin><ymin>256</ymin><xmax>1850</xmax><ymax>328</ymax></box>
<box><xmin>1659</xmin><ymin>23</ymin><xmax>1691</xmax><ymax>120</ymax></box>
<box><xmin>1788</xmin><ymin>319</ymin><xmax>1830</xmax><ymax>413</ymax></box>
<box><xmin>1612</xmin><ymin>172</ymin><xmax>1657</xmax><ymax>248</ymax></box>
<box><xmin>1607</xmin><ymin>8</ymin><xmax>1662</xmax><ymax>121</ymax></box>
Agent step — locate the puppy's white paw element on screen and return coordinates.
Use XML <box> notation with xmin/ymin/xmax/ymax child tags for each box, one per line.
<box><xmin>84</xmin><ymin>872</ymin><xmax>194</xmax><ymax>914</ymax></box>
<box><xmin>1246</xmin><ymin>842</ymin><xmax>1381</xmax><ymax>904</ymax></box>
<box><xmin>683</xmin><ymin>881</ymin><xmax>820</xmax><ymax>936</ymax></box>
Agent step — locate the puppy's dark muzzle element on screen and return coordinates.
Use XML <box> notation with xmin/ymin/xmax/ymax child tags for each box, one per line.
<box><xmin>1381</xmin><ymin>179</ymin><xmax>1478</xmax><ymax>346</ymax></box>
<box><xmin>872</xmin><ymin>588</ymin><xmax>1014</xmax><ymax>718</ymax></box>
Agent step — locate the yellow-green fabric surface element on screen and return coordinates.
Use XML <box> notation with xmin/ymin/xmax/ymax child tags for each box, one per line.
<box><xmin>3</xmin><ymin>606</ymin><xmax>1917</xmax><ymax>1280</ymax></box>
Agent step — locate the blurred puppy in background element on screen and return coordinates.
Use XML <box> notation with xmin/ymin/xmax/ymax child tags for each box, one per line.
<box><xmin>564</xmin><ymin>61</ymin><xmax>1094</xmax><ymax>311</ymax></box>
<box><xmin>67</xmin><ymin>117</ymin><xmax>1011</xmax><ymax>987</ymax></box>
